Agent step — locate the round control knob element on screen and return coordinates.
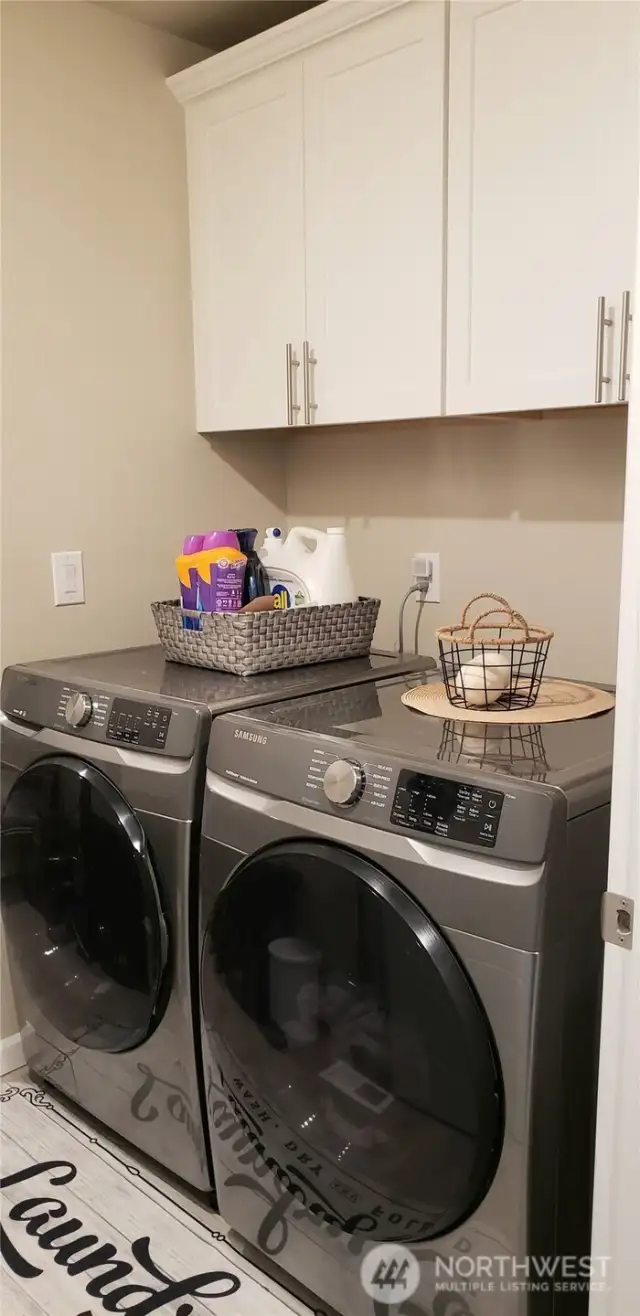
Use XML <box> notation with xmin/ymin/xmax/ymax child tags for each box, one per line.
<box><xmin>64</xmin><ymin>692</ymin><xmax>93</xmax><ymax>728</ymax></box>
<box><xmin>323</xmin><ymin>759</ymin><xmax>365</xmax><ymax>808</ymax></box>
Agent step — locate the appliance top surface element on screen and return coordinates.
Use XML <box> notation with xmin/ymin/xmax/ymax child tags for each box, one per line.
<box><xmin>13</xmin><ymin>645</ymin><xmax>432</xmax><ymax>713</ymax></box>
<box><xmin>237</xmin><ymin>670</ymin><xmax>615</xmax><ymax>792</ymax></box>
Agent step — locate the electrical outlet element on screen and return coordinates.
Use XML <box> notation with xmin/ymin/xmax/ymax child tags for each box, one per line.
<box><xmin>51</xmin><ymin>551</ymin><xmax>85</xmax><ymax>606</ymax></box>
<box><xmin>412</xmin><ymin>551</ymin><xmax>440</xmax><ymax>602</ymax></box>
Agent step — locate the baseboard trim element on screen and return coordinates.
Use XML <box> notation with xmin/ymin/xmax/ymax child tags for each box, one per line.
<box><xmin>1</xmin><ymin>1031</ymin><xmax>25</xmax><ymax>1076</ymax></box>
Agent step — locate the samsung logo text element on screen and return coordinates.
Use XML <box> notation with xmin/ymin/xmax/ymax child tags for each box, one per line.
<box><xmin>234</xmin><ymin>729</ymin><xmax>268</xmax><ymax>745</ymax></box>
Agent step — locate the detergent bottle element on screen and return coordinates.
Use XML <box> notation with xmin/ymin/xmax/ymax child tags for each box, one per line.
<box><xmin>176</xmin><ymin>530</ymin><xmax>246</xmax><ymax>614</ymax></box>
<box><xmin>259</xmin><ymin>527</ymin><xmax>311</xmax><ymax>609</ymax></box>
<box><xmin>259</xmin><ymin>526</ymin><xmax>357</xmax><ymax>608</ymax></box>
<box><xmin>177</xmin><ymin>535</ymin><xmax>205</xmax><ymax>610</ymax></box>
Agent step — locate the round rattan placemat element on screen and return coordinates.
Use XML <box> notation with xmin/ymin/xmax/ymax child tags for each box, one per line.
<box><xmin>401</xmin><ymin>678</ymin><xmax>615</xmax><ymax>725</ymax></box>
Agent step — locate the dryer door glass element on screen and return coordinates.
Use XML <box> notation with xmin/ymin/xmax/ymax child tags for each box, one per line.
<box><xmin>1</xmin><ymin>756</ymin><xmax>169</xmax><ymax>1053</ymax></box>
<box><xmin>203</xmin><ymin>840</ymin><xmax>503</xmax><ymax>1243</ymax></box>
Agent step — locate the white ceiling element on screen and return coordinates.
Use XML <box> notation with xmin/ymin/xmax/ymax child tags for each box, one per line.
<box><xmin>99</xmin><ymin>1</ymin><xmax>320</xmax><ymax>50</ymax></box>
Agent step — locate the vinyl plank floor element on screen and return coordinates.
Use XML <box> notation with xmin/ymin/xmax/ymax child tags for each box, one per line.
<box><xmin>1</xmin><ymin>1270</ymin><xmax>48</xmax><ymax>1316</ymax></box>
<box><xmin>0</xmin><ymin>1078</ymin><xmax>320</xmax><ymax>1316</ymax></box>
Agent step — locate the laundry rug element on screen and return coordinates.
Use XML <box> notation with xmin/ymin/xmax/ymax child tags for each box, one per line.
<box><xmin>0</xmin><ymin>1079</ymin><xmax>321</xmax><ymax>1316</ymax></box>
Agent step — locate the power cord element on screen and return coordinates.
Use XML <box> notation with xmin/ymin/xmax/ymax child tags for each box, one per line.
<box><xmin>398</xmin><ymin>571</ymin><xmax>432</xmax><ymax>655</ymax></box>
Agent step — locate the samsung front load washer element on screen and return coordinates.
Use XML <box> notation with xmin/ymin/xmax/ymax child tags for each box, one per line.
<box><xmin>198</xmin><ymin>671</ymin><xmax>614</xmax><ymax>1315</ymax></box>
<box><xmin>0</xmin><ymin>646</ymin><xmax>429</xmax><ymax>1192</ymax></box>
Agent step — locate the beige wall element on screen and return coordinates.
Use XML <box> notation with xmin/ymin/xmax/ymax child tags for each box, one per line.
<box><xmin>0</xmin><ymin>0</ymin><xmax>285</xmax><ymax>1042</ymax></box>
<box><xmin>1</xmin><ymin>0</ymin><xmax>285</xmax><ymax>671</ymax></box>
<box><xmin>285</xmin><ymin>408</ymin><xmax>627</xmax><ymax>682</ymax></box>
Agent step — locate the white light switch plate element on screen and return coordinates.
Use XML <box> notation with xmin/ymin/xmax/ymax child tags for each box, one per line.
<box><xmin>51</xmin><ymin>551</ymin><xmax>85</xmax><ymax>605</ymax></box>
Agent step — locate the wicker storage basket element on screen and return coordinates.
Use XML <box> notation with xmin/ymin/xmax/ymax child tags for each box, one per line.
<box><xmin>151</xmin><ymin>597</ymin><xmax>380</xmax><ymax>677</ymax></box>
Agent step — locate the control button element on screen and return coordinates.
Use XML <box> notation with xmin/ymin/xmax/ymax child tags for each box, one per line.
<box><xmin>487</xmin><ymin>798</ymin><xmax>499</xmax><ymax>810</ymax></box>
<box><xmin>323</xmin><ymin>759</ymin><xmax>366</xmax><ymax>808</ymax></box>
<box><xmin>481</xmin><ymin>819</ymin><xmax>497</xmax><ymax>837</ymax></box>
<box><xmin>64</xmin><ymin>692</ymin><xmax>93</xmax><ymax>728</ymax></box>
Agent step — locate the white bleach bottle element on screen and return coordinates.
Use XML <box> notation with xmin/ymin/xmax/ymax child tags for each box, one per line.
<box><xmin>259</xmin><ymin>526</ymin><xmax>357</xmax><ymax>608</ymax></box>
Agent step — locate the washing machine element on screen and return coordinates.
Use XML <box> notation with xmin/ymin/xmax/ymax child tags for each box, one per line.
<box><xmin>0</xmin><ymin>646</ymin><xmax>429</xmax><ymax>1192</ymax></box>
<box><xmin>197</xmin><ymin>670</ymin><xmax>614</xmax><ymax>1314</ymax></box>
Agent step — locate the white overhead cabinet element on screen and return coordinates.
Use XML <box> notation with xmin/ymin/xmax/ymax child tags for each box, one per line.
<box><xmin>171</xmin><ymin>0</ymin><xmax>446</xmax><ymax>432</ymax></box>
<box><xmin>446</xmin><ymin>0</ymin><xmax>640</xmax><ymax>415</ymax></box>
<box><xmin>303</xmin><ymin>2</ymin><xmax>445</xmax><ymax>426</ymax></box>
<box><xmin>171</xmin><ymin>0</ymin><xmax>640</xmax><ymax>430</ymax></box>
<box><xmin>183</xmin><ymin>62</ymin><xmax>306</xmax><ymax>432</ymax></box>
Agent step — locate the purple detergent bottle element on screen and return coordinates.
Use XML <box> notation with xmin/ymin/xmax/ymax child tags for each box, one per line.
<box><xmin>198</xmin><ymin>530</ymin><xmax>247</xmax><ymax>613</ymax></box>
<box><xmin>177</xmin><ymin>535</ymin><xmax>205</xmax><ymax>609</ymax></box>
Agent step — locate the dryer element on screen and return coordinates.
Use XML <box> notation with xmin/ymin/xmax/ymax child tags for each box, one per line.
<box><xmin>197</xmin><ymin>671</ymin><xmax>614</xmax><ymax>1314</ymax></box>
<box><xmin>1</xmin><ymin>646</ymin><xmax>429</xmax><ymax>1193</ymax></box>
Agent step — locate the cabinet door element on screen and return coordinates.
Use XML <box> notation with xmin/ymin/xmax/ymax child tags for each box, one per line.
<box><xmin>303</xmin><ymin>1</ymin><xmax>445</xmax><ymax>426</ymax></box>
<box><xmin>447</xmin><ymin>0</ymin><xmax>640</xmax><ymax>415</ymax></box>
<box><xmin>185</xmin><ymin>62</ymin><xmax>306</xmax><ymax>431</ymax></box>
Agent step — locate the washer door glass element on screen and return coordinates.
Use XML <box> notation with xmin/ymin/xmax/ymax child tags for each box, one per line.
<box><xmin>1</xmin><ymin>756</ymin><xmax>169</xmax><ymax>1053</ymax></box>
<box><xmin>203</xmin><ymin>841</ymin><xmax>503</xmax><ymax>1244</ymax></box>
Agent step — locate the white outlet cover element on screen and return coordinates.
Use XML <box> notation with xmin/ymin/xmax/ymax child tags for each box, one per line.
<box><xmin>51</xmin><ymin>551</ymin><xmax>85</xmax><ymax>606</ymax></box>
<box><xmin>413</xmin><ymin>551</ymin><xmax>440</xmax><ymax>603</ymax></box>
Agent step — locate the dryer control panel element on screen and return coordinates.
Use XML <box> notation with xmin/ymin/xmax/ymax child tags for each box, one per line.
<box><xmin>209</xmin><ymin>713</ymin><xmax>558</xmax><ymax>864</ymax></box>
<box><xmin>391</xmin><ymin>770</ymin><xmax>504</xmax><ymax>847</ymax></box>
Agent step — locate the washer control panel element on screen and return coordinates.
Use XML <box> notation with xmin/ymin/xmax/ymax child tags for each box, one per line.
<box><xmin>64</xmin><ymin>691</ymin><xmax>93</xmax><ymax>727</ymax></box>
<box><xmin>306</xmin><ymin>745</ymin><xmax>394</xmax><ymax>811</ymax></box>
<box><xmin>56</xmin><ymin>685</ymin><xmax>110</xmax><ymax>730</ymax></box>
<box><xmin>106</xmin><ymin>697</ymin><xmax>172</xmax><ymax>749</ymax></box>
<box><xmin>391</xmin><ymin>770</ymin><xmax>504</xmax><ymax>847</ymax></box>
<box><xmin>323</xmin><ymin>759</ymin><xmax>366</xmax><ymax>808</ymax></box>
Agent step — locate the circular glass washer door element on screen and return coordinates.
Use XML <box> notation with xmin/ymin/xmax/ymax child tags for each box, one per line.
<box><xmin>202</xmin><ymin>840</ymin><xmax>504</xmax><ymax>1244</ymax></box>
<box><xmin>1</xmin><ymin>756</ymin><xmax>169</xmax><ymax>1053</ymax></box>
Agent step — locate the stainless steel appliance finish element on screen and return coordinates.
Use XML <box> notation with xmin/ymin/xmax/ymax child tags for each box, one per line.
<box><xmin>15</xmin><ymin>643</ymin><xmax>430</xmax><ymax>714</ymax></box>
<box><xmin>1</xmin><ymin>646</ymin><xmax>432</xmax><ymax>1194</ymax></box>
<box><xmin>198</xmin><ymin>670</ymin><xmax>614</xmax><ymax>1314</ymax></box>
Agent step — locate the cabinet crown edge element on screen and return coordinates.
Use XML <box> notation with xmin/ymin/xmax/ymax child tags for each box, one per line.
<box><xmin>167</xmin><ymin>0</ymin><xmax>413</xmax><ymax>103</ymax></box>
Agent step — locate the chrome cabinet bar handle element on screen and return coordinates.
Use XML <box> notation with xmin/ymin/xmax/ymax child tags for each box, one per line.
<box><xmin>286</xmin><ymin>343</ymin><xmax>293</xmax><ymax>425</ymax></box>
<box><xmin>285</xmin><ymin>343</ymin><xmax>300</xmax><ymax>425</ymax></box>
<box><xmin>291</xmin><ymin>346</ymin><xmax>301</xmax><ymax>422</ymax></box>
<box><xmin>618</xmin><ymin>290</ymin><xmax>633</xmax><ymax>402</ymax></box>
<box><xmin>303</xmin><ymin>341</ymin><xmax>318</xmax><ymax>425</ymax></box>
<box><xmin>595</xmin><ymin>296</ymin><xmax>613</xmax><ymax>403</ymax></box>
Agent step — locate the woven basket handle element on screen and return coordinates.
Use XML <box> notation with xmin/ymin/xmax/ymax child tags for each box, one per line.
<box><xmin>460</xmin><ymin>593</ymin><xmax>515</xmax><ymax>627</ymax></box>
<box><xmin>467</xmin><ymin>606</ymin><xmax>531</xmax><ymax>642</ymax></box>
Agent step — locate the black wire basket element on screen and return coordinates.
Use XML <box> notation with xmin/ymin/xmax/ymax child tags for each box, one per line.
<box><xmin>437</xmin><ymin>593</ymin><xmax>553</xmax><ymax>711</ymax></box>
